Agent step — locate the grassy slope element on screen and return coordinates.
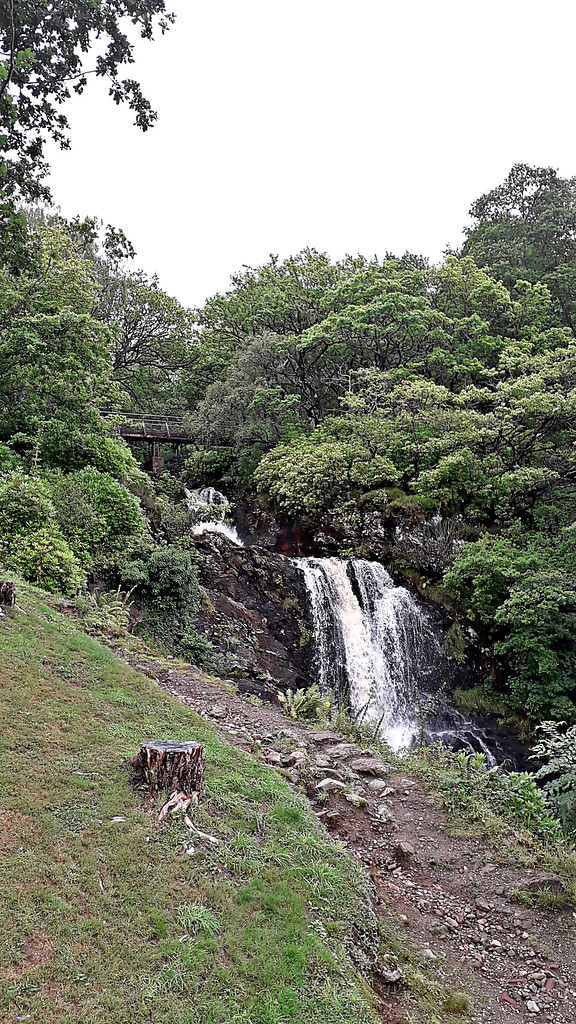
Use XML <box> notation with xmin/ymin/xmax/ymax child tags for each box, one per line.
<box><xmin>0</xmin><ymin>583</ymin><xmax>379</xmax><ymax>1024</ymax></box>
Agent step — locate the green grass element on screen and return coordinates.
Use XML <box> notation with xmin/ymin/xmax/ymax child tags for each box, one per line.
<box><xmin>0</xmin><ymin>582</ymin><xmax>381</xmax><ymax>1024</ymax></box>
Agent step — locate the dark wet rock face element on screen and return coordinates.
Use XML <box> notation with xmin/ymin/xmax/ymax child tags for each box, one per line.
<box><xmin>194</xmin><ymin>535</ymin><xmax>310</xmax><ymax>689</ymax></box>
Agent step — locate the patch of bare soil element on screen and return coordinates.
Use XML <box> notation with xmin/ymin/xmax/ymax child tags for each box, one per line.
<box><xmin>121</xmin><ymin>651</ymin><xmax>576</xmax><ymax>1024</ymax></box>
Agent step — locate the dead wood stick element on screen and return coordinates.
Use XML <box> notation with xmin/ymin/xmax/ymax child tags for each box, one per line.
<box><xmin>158</xmin><ymin>790</ymin><xmax>192</xmax><ymax>823</ymax></box>
<box><xmin>183</xmin><ymin>816</ymin><xmax>221</xmax><ymax>844</ymax></box>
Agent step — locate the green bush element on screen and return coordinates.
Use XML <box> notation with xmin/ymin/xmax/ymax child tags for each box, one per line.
<box><xmin>142</xmin><ymin>546</ymin><xmax>203</xmax><ymax>618</ymax></box>
<box><xmin>414</xmin><ymin>746</ymin><xmax>562</xmax><ymax>844</ymax></box>
<box><xmin>183</xmin><ymin>446</ymin><xmax>233</xmax><ymax>484</ymax></box>
<box><xmin>445</xmin><ymin>533</ymin><xmax>576</xmax><ymax>718</ymax></box>
<box><xmin>178</xmin><ymin>628</ymin><xmax>212</xmax><ymax>666</ymax></box>
<box><xmin>31</xmin><ymin>421</ymin><xmax>139</xmax><ymax>480</ymax></box>
<box><xmin>532</xmin><ymin>721</ymin><xmax>576</xmax><ymax>835</ymax></box>
<box><xmin>6</xmin><ymin>525</ymin><xmax>86</xmax><ymax>594</ymax></box>
<box><xmin>0</xmin><ymin>471</ymin><xmax>54</xmax><ymax>538</ymax></box>
<box><xmin>52</xmin><ymin>467</ymin><xmax>145</xmax><ymax>554</ymax></box>
<box><xmin>123</xmin><ymin>545</ymin><xmax>205</xmax><ymax>650</ymax></box>
<box><xmin>0</xmin><ymin>443</ymin><xmax>20</xmax><ymax>472</ymax></box>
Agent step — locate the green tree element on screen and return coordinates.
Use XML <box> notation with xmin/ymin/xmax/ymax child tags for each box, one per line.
<box><xmin>462</xmin><ymin>163</ymin><xmax>576</xmax><ymax>331</ymax></box>
<box><xmin>0</xmin><ymin>0</ymin><xmax>174</xmax><ymax>202</ymax></box>
<box><xmin>0</xmin><ymin>222</ymin><xmax>130</xmax><ymax>471</ymax></box>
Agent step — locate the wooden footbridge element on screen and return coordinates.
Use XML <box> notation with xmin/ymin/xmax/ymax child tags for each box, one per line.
<box><xmin>102</xmin><ymin>411</ymin><xmax>194</xmax><ymax>474</ymax></box>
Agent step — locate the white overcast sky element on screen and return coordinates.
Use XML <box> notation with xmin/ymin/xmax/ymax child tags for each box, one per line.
<box><xmin>45</xmin><ymin>0</ymin><xmax>576</xmax><ymax>310</ymax></box>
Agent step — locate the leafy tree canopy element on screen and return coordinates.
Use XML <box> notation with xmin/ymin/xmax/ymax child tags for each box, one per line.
<box><xmin>462</xmin><ymin>163</ymin><xmax>576</xmax><ymax>331</ymax></box>
<box><xmin>0</xmin><ymin>0</ymin><xmax>174</xmax><ymax>202</ymax></box>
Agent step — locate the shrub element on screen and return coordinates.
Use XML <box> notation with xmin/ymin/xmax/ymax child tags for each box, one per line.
<box><xmin>0</xmin><ymin>471</ymin><xmax>54</xmax><ymax>538</ymax></box>
<box><xmin>0</xmin><ymin>443</ymin><xmax>20</xmax><ymax>472</ymax></box>
<box><xmin>52</xmin><ymin>467</ymin><xmax>145</xmax><ymax>554</ymax></box>
<box><xmin>78</xmin><ymin>588</ymin><xmax>134</xmax><ymax>637</ymax></box>
<box><xmin>413</xmin><ymin>746</ymin><xmax>562</xmax><ymax>844</ymax></box>
<box><xmin>531</xmin><ymin>721</ymin><xmax>576</xmax><ymax>835</ymax></box>
<box><xmin>133</xmin><ymin>546</ymin><xmax>205</xmax><ymax>650</ymax></box>
<box><xmin>178</xmin><ymin>628</ymin><xmax>212</xmax><ymax>666</ymax></box>
<box><xmin>33</xmin><ymin>421</ymin><xmax>139</xmax><ymax>480</ymax></box>
<box><xmin>7</xmin><ymin>525</ymin><xmax>86</xmax><ymax>594</ymax></box>
<box><xmin>445</xmin><ymin>534</ymin><xmax>576</xmax><ymax>718</ymax></box>
<box><xmin>183</xmin><ymin>447</ymin><xmax>233</xmax><ymax>484</ymax></box>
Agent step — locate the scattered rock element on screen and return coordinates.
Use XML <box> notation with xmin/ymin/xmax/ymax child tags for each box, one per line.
<box><xmin>367</xmin><ymin>779</ymin><xmax>394</xmax><ymax>794</ymax></box>
<box><xmin>475</xmin><ymin>898</ymin><xmax>493</xmax><ymax>912</ymax></box>
<box><xmin>373</xmin><ymin>802</ymin><xmax>397</xmax><ymax>824</ymax></box>
<box><xmin>381</xmin><ymin>968</ymin><xmax>402</xmax><ymax>984</ymax></box>
<box><xmin>309</xmin><ymin>731</ymin><xmax>342</xmax><ymax>744</ymax></box>
<box><xmin>265</xmin><ymin>751</ymin><xmax>283</xmax><ymax>765</ymax></box>
<box><xmin>324</xmin><ymin>742</ymin><xmax>361</xmax><ymax>758</ymax></box>
<box><xmin>517</xmin><ymin>874</ymin><xmax>565</xmax><ymax>895</ymax></box>
<box><xmin>394</xmin><ymin>841</ymin><xmax>414</xmax><ymax>860</ymax></box>
<box><xmin>315</xmin><ymin>778</ymin><xmax>346</xmax><ymax>793</ymax></box>
<box><xmin>526</xmin><ymin>1000</ymin><xmax>541</xmax><ymax>1013</ymax></box>
<box><xmin>345</xmin><ymin>792</ymin><xmax>367</xmax><ymax>808</ymax></box>
<box><xmin>314</xmin><ymin>756</ymin><xmax>332</xmax><ymax>769</ymax></box>
<box><xmin>349</xmin><ymin>756</ymin><xmax>392</xmax><ymax>777</ymax></box>
<box><xmin>315</xmin><ymin>767</ymin><xmax>344</xmax><ymax>780</ymax></box>
<box><xmin>209</xmin><ymin>705</ymin><xmax>227</xmax><ymax>719</ymax></box>
<box><xmin>282</xmin><ymin>750</ymin><xmax>306</xmax><ymax>767</ymax></box>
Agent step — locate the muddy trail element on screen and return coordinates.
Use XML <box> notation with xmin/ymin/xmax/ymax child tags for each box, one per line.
<box><xmin>121</xmin><ymin>650</ymin><xmax>576</xmax><ymax>1024</ymax></box>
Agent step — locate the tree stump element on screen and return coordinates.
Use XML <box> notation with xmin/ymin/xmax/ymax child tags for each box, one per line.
<box><xmin>0</xmin><ymin>581</ymin><xmax>16</xmax><ymax>607</ymax></box>
<box><xmin>131</xmin><ymin>741</ymin><xmax>205</xmax><ymax>795</ymax></box>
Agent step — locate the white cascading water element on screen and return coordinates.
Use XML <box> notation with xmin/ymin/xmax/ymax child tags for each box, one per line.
<box><xmin>184</xmin><ymin>487</ymin><xmax>244</xmax><ymax>546</ymax></box>
<box><xmin>297</xmin><ymin>557</ymin><xmax>444</xmax><ymax>751</ymax></box>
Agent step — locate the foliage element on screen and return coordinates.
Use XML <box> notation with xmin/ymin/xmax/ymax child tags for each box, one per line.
<box><xmin>177</xmin><ymin>627</ymin><xmax>212</xmax><ymax>667</ymax></box>
<box><xmin>30</xmin><ymin>422</ymin><xmax>140</xmax><ymax>480</ymax></box>
<box><xmin>121</xmin><ymin>545</ymin><xmax>205</xmax><ymax>653</ymax></box>
<box><xmin>102</xmin><ymin>270</ymin><xmax>196</xmax><ymax>409</ymax></box>
<box><xmin>0</xmin><ymin>224</ymin><xmax>124</xmax><ymax>458</ymax></box>
<box><xmin>256</xmin><ymin>431</ymin><xmax>399</xmax><ymax>521</ymax></box>
<box><xmin>3</xmin><ymin>524</ymin><xmax>85</xmax><ymax>594</ymax></box>
<box><xmin>77</xmin><ymin>587</ymin><xmax>134</xmax><ymax>637</ymax></box>
<box><xmin>531</xmin><ymin>721</ymin><xmax>576</xmax><ymax>834</ymax></box>
<box><xmin>0</xmin><ymin>0</ymin><xmax>174</xmax><ymax>202</ymax></box>
<box><xmin>279</xmin><ymin>683</ymin><xmax>327</xmax><ymax>721</ymax></box>
<box><xmin>445</xmin><ymin>532</ymin><xmax>576</xmax><ymax>718</ymax></box>
<box><xmin>413</xmin><ymin>746</ymin><xmax>562</xmax><ymax>844</ymax></box>
<box><xmin>462</xmin><ymin>163</ymin><xmax>576</xmax><ymax>331</ymax></box>
<box><xmin>0</xmin><ymin>470</ymin><xmax>54</xmax><ymax>537</ymax></box>
<box><xmin>51</xmin><ymin>466</ymin><xmax>145</xmax><ymax>555</ymax></box>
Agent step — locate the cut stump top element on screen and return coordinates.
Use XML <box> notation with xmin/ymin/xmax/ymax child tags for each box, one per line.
<box><xmin>140</xmin><ymin>741</ymin><xmax>203</xmax><ymax>754</ymax></box>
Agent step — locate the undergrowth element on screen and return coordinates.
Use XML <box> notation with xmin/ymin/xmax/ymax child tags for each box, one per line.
<box><xmin>408</xmin><ymin>745</ymin><xmax>576</xmax><ymax>907</ymax></box>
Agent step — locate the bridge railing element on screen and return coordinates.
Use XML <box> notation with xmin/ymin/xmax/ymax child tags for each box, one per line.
<box><xmin>100</xmin><ymin>410</ymin><xmax>192</xmax><ymax>441</ymax></box>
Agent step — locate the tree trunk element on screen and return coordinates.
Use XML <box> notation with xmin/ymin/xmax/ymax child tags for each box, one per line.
<box><xmin>131</xmin><ymin>740</ymin><xmax>205</xmax><ymax>795</ymax></box>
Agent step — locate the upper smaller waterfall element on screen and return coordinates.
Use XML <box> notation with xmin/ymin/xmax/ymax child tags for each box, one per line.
<box><xmin>297</xmin><ymin>557</ymin><xmax>444</xmax><ymax>750</ymax></box>
<box><xmin>185</xmin><ymin>488</ymin><xmax>244</xmax><ymax>546</ymax></box>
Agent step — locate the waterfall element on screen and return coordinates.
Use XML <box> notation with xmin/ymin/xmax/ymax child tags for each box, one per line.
<box><xmin>297</xmin><ymin>557</ymin><xmax>444</xmax><ymax>751</ymax></box>
<box><xmin>184</xmin><ymin>488</ymin><xmax>244</xmax><ymax>546</ymax></box>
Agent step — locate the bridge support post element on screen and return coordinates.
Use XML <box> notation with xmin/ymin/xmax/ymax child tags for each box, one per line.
<box><xmin>144</xmin><ymin>440</ymin><xmax>164</xmax><ymax>476</ymax></box>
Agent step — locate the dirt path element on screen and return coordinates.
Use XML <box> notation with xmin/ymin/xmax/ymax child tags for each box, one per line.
<box><xmin>123</xmin><ymin>652</ymin><xmax>576</xmax><ymax>1024</ymax></box>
